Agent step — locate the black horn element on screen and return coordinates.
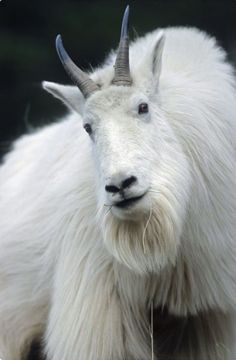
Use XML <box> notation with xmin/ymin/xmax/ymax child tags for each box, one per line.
<box><xmin>55</xmin><ymin>35</ymin><xmax>99</xmax><ymax>98</ymax></box>
<box><xmin>112</xmin><ymin>5</ymin><xmax>132</xmax><ymax>86</ymax></box>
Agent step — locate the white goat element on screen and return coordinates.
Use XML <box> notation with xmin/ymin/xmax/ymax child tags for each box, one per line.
<box><xmin>0</xmin><ymin>5</ymin><xmax>236</xmax><ymax>360</ymax></box>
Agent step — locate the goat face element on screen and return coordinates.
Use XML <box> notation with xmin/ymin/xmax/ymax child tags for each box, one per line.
<box><xmin>84</xmin><ymin>87</ymin><xmax>155</xmax><ymax>221</ymax></box>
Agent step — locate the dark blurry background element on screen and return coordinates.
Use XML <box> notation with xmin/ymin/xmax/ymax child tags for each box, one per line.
<box><xmin>1</xmin><ymin>0</ymin><xmax>236</xmax><ymax>159</ymax></box>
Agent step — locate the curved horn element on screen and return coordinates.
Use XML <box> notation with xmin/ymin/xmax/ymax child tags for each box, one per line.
<box><xmin>55</xmin><ymin>35</ymin><xmax>99</xmax><ymax>98</ymax></box>
<box><xmin>112</xmin><ymin>5</ymin><xmax>132</xmax><ymax>86</ymax></box>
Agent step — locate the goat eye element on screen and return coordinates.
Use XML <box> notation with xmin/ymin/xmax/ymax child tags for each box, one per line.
<box><xmin>84</xmin><ymin>123</ymin><xmax>92</xmax><ymax>135</ymax></box>
<box><xmin>138</xmin><ymin>102</ymin><xmax>149</xmax><ymax>114</ymax></box>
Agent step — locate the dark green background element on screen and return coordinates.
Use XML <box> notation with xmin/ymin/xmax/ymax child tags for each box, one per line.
<box><xmin>0</xmin><ymin>0</ymin><xmax>236</xmax><ymax>158</ymax></box>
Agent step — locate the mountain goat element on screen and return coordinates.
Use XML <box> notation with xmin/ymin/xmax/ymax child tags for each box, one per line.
<box><xmin>0</xmin><ymin>5</ymin><xmax>236</xmax><ymax>360</ymax></box>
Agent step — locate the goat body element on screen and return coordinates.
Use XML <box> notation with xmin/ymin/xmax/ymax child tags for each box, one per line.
<box><xmin>0</xmin><ymin>25</ymin><xmax>236</xmax><ymax>360</ymax></box>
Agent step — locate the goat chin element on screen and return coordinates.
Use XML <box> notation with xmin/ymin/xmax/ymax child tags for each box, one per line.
<box><xmin>101</xmin><ymin>195</ymin><xmax>181</xmax><ymax>275</ymax></box>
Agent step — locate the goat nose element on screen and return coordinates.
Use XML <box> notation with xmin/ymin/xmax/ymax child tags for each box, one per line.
<box><xmin>105</xmin><ymin>175</ymin><xmax>137</xmax><ymax>193</ymax></box>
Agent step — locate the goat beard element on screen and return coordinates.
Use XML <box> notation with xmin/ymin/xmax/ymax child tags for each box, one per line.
<box><xmin>100</xmin><ymin>194</ymin><xmax>182</xmax><ymax>275</ymax></box>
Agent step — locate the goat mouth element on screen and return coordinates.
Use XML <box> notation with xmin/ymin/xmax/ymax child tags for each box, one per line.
<box><xmin>114</xmin><ymin>194</ymin><xmax>145</xmax><ymax>209</ymax></box>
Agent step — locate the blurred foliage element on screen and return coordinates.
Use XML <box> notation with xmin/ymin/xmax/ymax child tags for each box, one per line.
<box><xmin>0</xmin><ymin>0</ymin><xmax>236</xmax><ymax>157</ymax></box>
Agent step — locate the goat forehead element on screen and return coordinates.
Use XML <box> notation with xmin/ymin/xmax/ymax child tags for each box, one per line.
<box><xmin>85</xmin><ymin>87</ymin><xmax>135</xmax><ymax>113</ymax></box>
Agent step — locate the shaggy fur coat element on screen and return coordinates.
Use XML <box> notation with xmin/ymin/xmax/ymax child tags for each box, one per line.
<box><xmin>0</xmin><ymin>27</ymin><xmax>236</xmax><ymax>360</ymax></box>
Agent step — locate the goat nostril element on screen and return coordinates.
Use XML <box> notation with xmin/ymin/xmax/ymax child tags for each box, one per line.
<box><xmin>105</xmin><ymin>176</ymin><xmax>137</xmax><ymax>193</ymax></box>
<box><xmin>105</xmin><ymin>184</ymin><xmax>120</xmax><ymax>193</ymax></box>
<box><xmin>122</xmin><ymin>176</ymin><xmax>137</xmax><ymax>189</ymax></box>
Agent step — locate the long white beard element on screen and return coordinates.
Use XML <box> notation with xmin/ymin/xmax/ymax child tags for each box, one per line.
<box><xmin>101</xmin><ymin>194</ymin><xmax>182</xmax><ymax>274</ymax></box>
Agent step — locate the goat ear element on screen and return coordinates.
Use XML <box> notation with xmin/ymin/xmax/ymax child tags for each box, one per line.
<box><xmin>42</xmin><ymin>81</ymin><xmax>85</xmax><ymax>114</ymax></box>
<box><xmin>152</xmin><ymin>31</ymin><xmax>165</xmax><ymax>85</ymax></box>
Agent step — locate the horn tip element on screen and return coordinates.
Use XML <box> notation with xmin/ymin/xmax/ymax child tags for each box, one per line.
<box><xmin>55</xmin><ymin>34</ymin><xmax>62</xmax><ymax>50</ymax></box>
<box><xmin>125</xmin><ymin>5</ymin><xmax>130</xmax><ymax>14</ymax></box>
<box><xmin>55</xmin><ymin>34</ymin><xmax>69</xmax><ymax>63</ymax></box>
<box><xmin>121</xmin><ymin>5</ymin><xmax>130</xmax><ymax>39</ymax></box>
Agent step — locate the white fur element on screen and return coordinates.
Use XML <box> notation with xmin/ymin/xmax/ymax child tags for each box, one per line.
<box><xmin>0</xmin><ymin>27</ymin><xmax>236</xmax><ymax>360</ymax></box>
